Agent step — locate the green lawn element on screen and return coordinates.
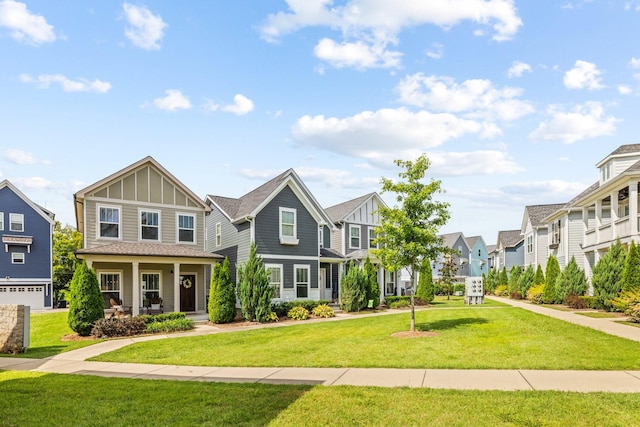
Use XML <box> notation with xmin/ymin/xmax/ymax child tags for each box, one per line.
<box><xmin>577</xmin><ymin>312</ymin><xmax>620</xmax><ymax>319</ymax></box>
<box><xmin>92</xmin><ymin>306</ymin><xmax>640</xmax><ymax>370</ymax></box>
<box><xmin>1</xmin><ymin>370</ymin><xmax>639</xmax><ymax>427</ymax></box>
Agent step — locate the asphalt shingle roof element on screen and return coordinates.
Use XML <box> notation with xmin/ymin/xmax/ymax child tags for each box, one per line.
<box><xmin>525</xmin><ymin>204</ymin><xmax>566</xmax><ymax>227</ymax></box>
<box><xmin>76</xmin><ymin>242</ymin><xmax>223</xmax><ymax>259</ymax></box>
<box><xmin>440</xmin><ymin>232</ymin><xmax>466</xmax><ymax>249</ymax></box>
<box><xmin>325</xmin><ymin>193</ymin><xmax>376</xmax><ymax>223</ymax></box>
<box><xmin>497</xmin><ymin>230</ymin><xmax>523</xmax><ymax>248</ymax></box>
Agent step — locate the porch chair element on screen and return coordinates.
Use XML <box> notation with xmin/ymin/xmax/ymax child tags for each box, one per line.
<box><xmin>148</xmin><ymin>297</ymin><xmax>164</xmax><ymax>315</ymax></box>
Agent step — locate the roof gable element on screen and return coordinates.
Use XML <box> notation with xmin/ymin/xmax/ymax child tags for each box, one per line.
<box><xmin>0</xmin><ymin>179</ymin><xmax>55</xmax><ymax>224</ymax></box>
<box><xmin>497</xmin><ymin>229</ymin><xmax>523</xmax><ymax>249</ymax></box>
<box><xmin>521</xmin><ymin>203</ymin><xmax>566</xmax><ymax>233</ymax></box>
<box><xmin>440</xmin><ymin>232</ymin><xmax>469</xmax><ymax>251</ymax></box>
<box><xmin>325</xmin><ymin>192</ymin><xmax>387</xmax><ymax>224</ymax></box>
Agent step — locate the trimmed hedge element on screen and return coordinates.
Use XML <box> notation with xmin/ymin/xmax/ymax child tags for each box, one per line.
<box><xmin>271</xmin><ymin>300</ymin><xmax>329</xmax><ymax>317</ymax></box>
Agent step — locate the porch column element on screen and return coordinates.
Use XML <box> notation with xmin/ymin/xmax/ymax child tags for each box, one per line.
<box><xmin>378</xmin><ymin>265</ymin><xmax>384</xmax><ymax>302</ymax></box>
<box><xmin>174</xmin><ymin>262</ymin><xmax>181</xmax><ymax>312</ymax></box>
<box><xmin>611</xmin><ymin>191</ymin><xmax>619</xmax><ymax>239</ymax></box>
<box><xmin>630</xmin><ymin>181</ymin><xmax>638</xmax><ymax>236</ymax></box>
<box><xmin>595</xmin><ymin>199</ymin><xmax>602</xmax><ymax>243</ymax></box>
<box><xmin>132</xmin><ymin>262</ymin><xmax>140</xmax><ymax>316</ymax></box>
<box><xmin>337</xmin><ymin>262</ymin><xmax>343</xmax><ymax>303</ymax></box>
<box><xmin>582</xmin><ymin>207</ymin><xmax>589</xmax><ymax>247</ymax></box>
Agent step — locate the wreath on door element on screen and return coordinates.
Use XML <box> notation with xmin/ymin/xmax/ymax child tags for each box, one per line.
<box><xmin>182</xmin><ymin>278</ymin><xmax>192</xmax><ymax>289</ymax></box>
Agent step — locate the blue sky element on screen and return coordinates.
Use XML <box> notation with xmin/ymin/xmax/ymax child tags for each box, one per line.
<box><xmin>2</xmin><ymin>1</ymin><xmax>640</xmax><ymax>245</ymax></box>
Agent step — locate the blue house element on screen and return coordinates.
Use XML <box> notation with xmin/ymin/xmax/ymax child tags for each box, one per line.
<box><xmin>0</xmin><ymin>180</ymin><xmax>55</xmax><ymax>310</ymax></box>
<box><xmin>465</xmin><ymin>236</ymin><xmax>489</xmax><ymax>277</ymax></box>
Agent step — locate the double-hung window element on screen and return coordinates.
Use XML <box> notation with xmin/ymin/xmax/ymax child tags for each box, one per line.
<box><xmin>99</xmin><ymin>206</ymin><xmax>120</xmax><ymax>239</ymax></box>
<box><xmin>12</xmin><ymin>252</ymin><xmax>25</xmax><ymax>264</ymax></box>
<box><xmin>0</xmin><ymin>212</ymin><xmax>4</xmax><ymax>230</ymax></box>
<box><xmin>178</xmin><ymin>214</ymin><xmax>195</xmax><ymax>243</ymax></box>
<box><xmin>140</xmin><ymin>210</ymin><xmax>160</xmax><ymax>241</ymax></box>
<box><xmin>141</xmin><ymin>272</ymin><xmax>161</xmax><ymax>305</ymax></box>
<box><xmin>551</xmin><ymin>220</ymin><xmax>561</xmax><ymax>245</ymax></box>
<box><xmin>349</xmin><ymin>225</ymin><xmax>360</xmax><ymax>249</ymax></box>
<box><xmin>295</xmin><ymin>265</ymin><xmax>309</xmax><ymax>298</ymax></box>
<box><xmin>99</xmin><ymin>272</ymin><xmax>121</xmax><ymax>308</ymax></box>
<box><xmin>265</xmin><ymin>264</ymin><xmax>282</xmax><ymax>299</ymax></box>
<box><xmin>526</xmin><ymin>235</ymin><xmax>533</xmax><ymax>254</ymax></box>
<box><xmin>10</xmin><ymin>213</ymin><xmax>24</xmax><ymax>232</ymax></box>
<box><xmin>368</xmin><ymin>228</ymin><xmax>377</xmax><ymax>248</ymax></box>
<box><xmin>279</xmin><ymin>207</ymin><xmax>299</xmax><ymax>245</ymax></box>
<box><xmin>215</xmin><ymin>222</ymin><xmax>222</xmax><ymax>246</ymax></box>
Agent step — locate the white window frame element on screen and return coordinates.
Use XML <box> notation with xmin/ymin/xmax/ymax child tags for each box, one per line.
<box><xmin>551</xmin><ymin>221</ymin><xmax>561</xmax><ymax>245</ymax></box>
<box><xmin>279</xmin><ymin>207</ymin><xmax>299</xmax><ymax>245</ymax></box>
<box><xmin>368</xmin><ymin>228</ymin><xmax>377</xmax><ymax>249</ymax></box>
<box><xmin>0</xmin><ymin>212</ymin><xmax>4</xmax><ymax>230</ymax></box>
<box><xmin>9</xmin><ymin>213</ymin><xmax>24</xmax><ymax>232</ymax></box>
<box><xmin>11</xmin><ymin>252</ymin><xmax>25</xmax><ymax>264</ymax></box>
<box><xmin>139</xmin><ymin>209</ymin><xmax>161</xmax><ymax>241</ymax></box>
<box><xmin>141</xmin><ymin>271</ymin><xmax>162</xmax><ymax>306</ymax></box>
<box><xmin>97</xmin><ymin>205</ymin><xmax>121</xmax><ymax>240</ymax></box>
<box><xmin>215</xmin><ymin>222</ymin><xmax>222</xmax><ymax>247</ymax></box>
<box><xmin>294</xmin><ymin>264</ymin><xmax>310</xmax><ymax>299</ymax></box>
<box><xmin>319</xmin><ymin>227</ymin><xmax>324</xmax><ymax>248</ymax></box>
<box><xmin>265</xmin><ymin>263</ymin><xmax>282</xmax><ymax>299</ymax></box>
<box><xmin>98</xmin><ymin>271</ymin><xmax>122</xmax><ymax>308</ymax></box>
<box><xmin>349</xmin><ymin>224</ymin><xmax>361</xmax><ymax>249</ymax></box>
<box><xmin>177</xmin><ymin>213</ymin><xmax>196</xmax><ymax>244</ymax></box>
<box><xmin>526</xmin><ymin>235</ymin><xmax>533</xmax><ymax>254</ymax></box>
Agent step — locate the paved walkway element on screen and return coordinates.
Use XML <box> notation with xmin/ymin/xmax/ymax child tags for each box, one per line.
<box><xmin>3</xmin><ymin>299</ymin><xmax>640</xmax><ymax>392</ymax></box>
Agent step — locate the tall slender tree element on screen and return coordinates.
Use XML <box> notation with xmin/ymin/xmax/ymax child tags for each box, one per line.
<box><xmin>508</xmin><ymin>265</ymin><xmax>522</xmax><ymax>298</ymax></box>
<box><xmin>374</xmin><ymin>154</ymin><xmax>451</xmax><ymax>331</ymax></box>
<box><xmin>518</xmin><ymin>264</ymin><xmax>535</xmax><ymax>298</ymax></box>
<box><xmin>67</xmin><ymin>260</ymin><xmax>104</xmax><ymax>336</ymax></box>
<box><xmin>533</xmin><ymin>264</ymin><xmax>545</xmax><ymax>287</ymax></box>
<box><xmin>555</xmin><ymin>256</ymin><xmax>587</xmax><ymax>302</ymax></box>
<box><xmin>237</xmin><ymin>243</ymin><xmax>274</xmax><ymax>322</ymax></box>
<box><xmin>364</xmin><ymin>257</ymin><xmax>381</xmax><ymax>309</ymax></box>
<box><xmin>416</xmin><ymin>257</ymin><xmax>435</xmax><ymax>303</ymax></box>
<box><xmin>499</xmin><ymin>267</ymin><xmax>508</xmax><ymax>288</ymax></box>
<box><xmin>592</xmin><ymin>239</ymin><xmax>626</xmax><ymax>310</ymax></box>
<box><xmin>208</xmin><ymin>257</ymin><xmax>237</xmax><ymax>323</ymax></box>
<box><xmin>544</xmin><ymin>255</ymin><xmax>561</xmax><ymax>303</ymax></box>
<box><xmin>622</xmin><ymin>241</ymin><xmax>640</xmax><ymax>292</ymax></box>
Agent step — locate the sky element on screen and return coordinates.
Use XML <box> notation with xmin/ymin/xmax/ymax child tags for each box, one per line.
<box><xmin>2</xmin><ymin>0</ymin><xmax>640</xmax><ymax>245</ymax></box>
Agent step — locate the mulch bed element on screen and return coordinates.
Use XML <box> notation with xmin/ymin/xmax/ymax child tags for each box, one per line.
<box><xmin>61</xmin><ymin>334</ymin><xmax>98</xmax><ymax>341</ymax></box>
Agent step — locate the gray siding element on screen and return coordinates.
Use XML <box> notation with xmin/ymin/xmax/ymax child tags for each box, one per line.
<box><xmin>204</xmin><ymin>204</ymin><xmax>250</xmax><ymax>282</ymax></box>
<box><xmin>568</xmin><ymin>210</ymin><xmax>585</xmax><ymax>270</ymax></box>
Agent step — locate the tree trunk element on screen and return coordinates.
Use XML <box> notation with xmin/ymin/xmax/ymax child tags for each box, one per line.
<box><xmin>410</xmin><ymin>268</ymin><xmax>416</xmax><ymax>332</ymax></box>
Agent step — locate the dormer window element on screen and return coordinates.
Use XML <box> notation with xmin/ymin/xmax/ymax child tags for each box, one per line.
<box><xmin>601</xmin><ymin>162</ymin><xmax>611</xmax><ymax>182</ymax></box>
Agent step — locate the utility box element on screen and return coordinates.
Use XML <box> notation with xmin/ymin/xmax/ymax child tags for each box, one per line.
<box><xmin>465</xmin><ymin>277</ymin><xmax>484</xmax><ymax>305</ymax></box>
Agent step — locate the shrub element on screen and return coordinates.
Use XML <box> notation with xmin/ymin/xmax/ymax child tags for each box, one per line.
<box><xmin>581</xmin><ymin>296</ymin><xmax>601</xmax><ymax>310</ymax></box>
<box><xmin>208</xmin><ymin>257</ymin><xmax>237</xmax><ymax>324</ymax></box>
<box><xmin>518</xmin><ymin>265</ymin><xmax>535</xmax><ymax>298</ymax></box>
<box><xmin>91</xmin><ymin>317</ymin><xmax>146</xmax><ymax>338</ymax></box>
<box><xmin>556</xmin><ymin>256</ymin><xmax>587</xmax><ymax>303</ymax></box>
<box><xmin>267</xmin><ymin>311</ymin><xmax>279</xmax><ymax>322</ymax></box>
<box><xmin>526</xmin><ymin>283</ymin><xmax>545</xmax><ymax>304</ymax></box>
<box><xmin>145</xmin><ymin>317</ymin><xmax>194</xmax><ymax>333</ymax></box>
<box><xmin>271</xmin><ymin>301</ymin><xmax>293</xmax><ymax>318</ymax></box>
<box><xmin>237</xmin><ymin>243</ymin><xmax>274</xmax><ymax>322</ymax></box>
<box><xmin>452</xmin><ymin>283</ymin><xmax>465</xmax><ymax>294</ymax></box>
<box><xmin>508</xmin><ymin>265</ymin><xmax>522</xmax><ymax>297</ymax></box>
<box><xmin>416</xmin><ymin>258</ymin><xmax>435</xmax><ymax>303</ymax></box>
<box><xmin>626</xmin><ymin>303</ymin><xmax>640</xmax><ymax>323</ymax></box>
<box><xmin>622</xmin><ymin>240</ymin><xmax>640</xmax><ymax>292</ymax></box>
<box><xmin>544</xmin><ymin>255</ymin><xmax>561</xmax><ymax>304</ymax></box>
<box><xmin>592</xmin><ymin>239</ymin><xmax>626</xmax><ymax>310</ymax></box>
<box><xmin>271</xmin><ymin>300</ymin><xmax>327</xmax><ymax>317</ymax></box>
<box><xmin>494</xmin><ymin>285</ymin><xmax>508</xmax><ymax>296</ymax></box>
<box><xmin>139</xmin><ymin>312</ymin><xmax>187</xmax><ymax>324</ymax></box>
<box><xmin>68</xmin><ymin>260</ymin><xmax>105</xmax><ymax>336</ymax></box>
<box><xmin>565</xmin><ymin>293</ymin><xmax>587</xmax><ymax>309</ymax></box>
<box><xmin>611</xmin><ymin>290</ymin><xmax>640</xmax><ymax>313</ymax></box>
<box><xmin>312</xmin><ymin>304</ymin><xmax>335</xmax><ymax>318</ymax></box>
<box><xmin>389</xmin><ymin>299</ymin><xmax>410</xmax><ymax>309</ymax></box>
<box><xmin>287</xmin><ymin>306</ymin><xmax>309</xmax><ymax>320</ymax></box>
<box><xmin>340</xmin><ymin>262</ymin><xmax>367</xmax><ymax>312</ymax></box>
<box><xmin>364</xmin><ymin>257</ymin><xmax>381</xmax><ymax>309</ymax></box>
<box><xmin>385</xmin><ymin>296</ymin><xmax>411</xmax><ymax>305</ymax></box>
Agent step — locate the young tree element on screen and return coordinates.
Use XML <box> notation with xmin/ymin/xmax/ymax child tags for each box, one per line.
<box><xmin>439</xmin><ymin>252</ymin><xmax>459</xmax><ymax>300</ymax></box>
<box><xmin>208</xmin><ymin>257</ymin><xmax>237</xmax><ymax>323</ymax></box>
<box><xmin>518</xmin><ymin>265</ymin><xmax>535</xmax><ymax>298</ymax></box>
<box><xmin>67</xmin><ymin>260</ymin><xmax>104</xmax><ymax>336</ymax></box>
<box><xmin>544</xmin><ymin>255</ymin><xmax>561</xmax><ymax>303</ymax></box>
<box><xmin>340</xmin><ymin>262</ymin><xmax>367</xmax><ymax>312</ymax></box>
<box><xmin>374</xmin><ymin>154</ymin><xmax>451</xmax><ymax>331</ymax></box>
<box><xmin>508</xmin><ymin>265</ymin><xmax>522</xmax><ymax>298</ymax></box>
<box><xmin>555</xmin><ymin>256</ymin><xmax>587</xmax><ymax>302</ymax></box>
<box><xmin>592</xmin><ymin>239</ymin><xmax>626</xmax><ymax>310</ymax></box>
<box><xmin>416</xmin><ymin>257</ymin><xmax>435</xmax><ymax>303</ymax></box>
<box><xmin>53</xmin><ymin>222</ymin><xmax>83</xmax><ymax>302</ymax></box>
<box><xmin>533</xmin><ymin>264</ymin><xmax>545</xmax><ymax>287</ymax></box>
<box><xmin>237</xmin><ymin>243</ymin><xmax>274</xmax><ymax>322</ymax></box>
<box><xmin>364</xmin><ymin>257</ymin><xmax>381</xmax><ymax>309</ymax></box>
<box><xmin>622</xmin><ymin>241</ymin><xmax>640</xmax><ymax>292</ymax></box>
<box><xmin>485</xmin><ymin>268</ymin><xmax>497</xmax><ymax>295</ymax></box>
<box><xmin>499</xmin><ymin>267</ymin><xmax>508</xmax><ymax>288</ymax></box>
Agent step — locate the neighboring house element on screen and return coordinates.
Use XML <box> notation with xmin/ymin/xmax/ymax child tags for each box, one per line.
<box><xmin>205</xmin><ymin>169</ymin><xmax>338</xmax><ymax>302</ymax></box>
<box><xmin>494</xmin><ymin>230</ymin><xmax>524</xmax><ymax>273</ymax></box>
<box><xmin>520</xmin><ymin>203</ymin><xmax>565</xmax><ymax>271</ymax></box>
<box><xmin>74</xmin><ymin>157</ymin><xmax>222</xmax><ymax>316</ymax></box>
<box><xmin>433</xmin><ymin>232</ymin><xmax>471</xmax><ymax>281</ymax></box>
<box><xmin>0</xmin><ymin>180</ymin><xmax>55</xmax><ymax>310</ymax></box>
<box><xmin>466</xmin><ymin>235</ymin><xmax>489</xmax><ymax>277</ymax></box>
<box><xmin>325</xmin><ymin>192</ymin><xmax>399</xmax><ymax>298</ymax></box>
<box><xmin>486</xmin><ymin>244</ymin><xmax>496</xmax><ymax>271</ymax></box>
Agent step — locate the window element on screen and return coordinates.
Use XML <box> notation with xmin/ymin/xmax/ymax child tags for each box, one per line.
<box><xmin>279</xmin><ymin>208</ymin><xmax>298</xmax><ymax>245</ymax></box>
<box><xmin>141</xmin><ymin>273</ymin><xmax>160</xmax><ymax>305</ymax></box>
<box><xmin>552</xmin><ymin>220</ymin><xmax>561</xmax><ymax>245</ymax></box>
<box><xmin>527</xmin><ymin>235</ymin><xmax>533</xmax><ymax>254</ymax></box>
<box><xmin>215</xmin><ymin>222</ymin><xmax>222</xmax><ymax>246</ymax></box>
<box><xmin>478</xmin><ymin>249</ymin><xmax>481</xmax><ymax>257</ymax></box>
<box><xmin>349</xmin><ymin>225</ymin><xmax>361</xmax><ymax>249</ymax></box>
<box><xmin>601</xmin><ymin>162</ymin><xmax>611</xmax><ymax>182</ymax></box>
<box><xmin>295</xmin><ymin>265</ymin><xmax>309</xmax><ymax>298</ymax></box>
<box><xmin>99</xmin><ymin>206</ymin><xmax>120</xmax><ymax>239</ymax></box>
<box><xmin>140</xmin><ymin>210</ymin><xmax>159</xmax><ymax>241</ymax></box>
<box><xmin>11</xmin><ymin>252</ymin><xmax>25</xmax><ymax>264</ymax></box>
<box><xmin>9</xmin><ymin>213</ymin><xmax>24</xmax><ymax>232</ymax></box>
<box><xmin>369</xmin><ymin>228</ymin><xmax>377</xmax><ymax>249</ymax></box>
<box><xmin>619</xmin><ymin>203</ymin><xmax>630</xmax><ymax>218</ymax></box>
<box><xmin>178</xmin><ymin>214</ymin><xmax>195</xmax><ymax>243</ymax></box>
<box><xmin>266</xmin><ymin>264</ymin><xmax>282</xmax><ymax>299</ymax></box>
<box><xmin>319</xmin><ymin>228</ymin><xmax>324</xmax><ymax>248</ymax></box>
<box><xmin>99</xmin><ymin>272</ymin><xmax>121</xmax><ymax>308</ymax></box>
<box><xmin>0</xmin><ymin>212</ymin><xmax>4</xmax><ymax>230</ymax></box>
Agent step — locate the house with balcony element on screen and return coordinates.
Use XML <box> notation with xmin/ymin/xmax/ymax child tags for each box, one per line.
<box><xmin>0</xmin><ymin>180</ymin><xmax>55</xmax><ymax>310</ymax></box>
<box><xmin>74</xmin><ymin>157</ymin><xmax>222</xmax><ymax>316</ymax></box>
<box><xmin>521</xmin><ymin>203</ymin><xmax>565</xmax><ymax>271</ymax></box>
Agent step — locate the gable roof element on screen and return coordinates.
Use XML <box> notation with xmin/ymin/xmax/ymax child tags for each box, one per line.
<box><xmin>487</xmin><ymin>244</ymin><xmax>497</xmax><ymax>254</ymax></box>
<box><xmin>465</xmin><ymin>235</ymin><xmax>485</xmax><ymax>250</ymax></box>
<box><xmin>521</xmin><ymin>203</ymin><xmax>566</xmax><ymax>232</ymax></box>
<box><xmin>596</xmin><ymin>144</ymin><xmax>640</xmax><ymax>166</ymax></box>
<box><xmin>0</xmin><ymin>179</ymin><xmax>55</xmax><ymax>224</ymax></box>
<box><xmin>324</xmin><ymin>192</ymin><xmax>386</xmax><ymax>223</ymax></box>
<box><xmin>207</xmin><ymin>169</ymin><xmax>334</xmax><ymax>227</ymax></box>
<box><xmin>440</xmin><ymin>232</ymin><xmax>469</xmax><ymax>251</ymax></box>
<box><xmin>497</xmin><ymin>229</ymin><xmax>523</xmax><ymax>249</ymax></box>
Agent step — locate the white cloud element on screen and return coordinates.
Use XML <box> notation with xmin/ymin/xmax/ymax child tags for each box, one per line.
<box><xmin>396</xmin><ymin>73</ymin><xmax>534</xmax><ymax>121</ymax></box>
<box><xmin>529</xmin><ymin>101</ymin><xmax>619</xmax><ymax>144</ymax></box>
<box><xmin>563</xmin><ymin>60</ymin><xmax>604</xmax><ymax>90</ymax></box>
<box><xmin>618</xmin><ymin>85</ymin><xmax>632</xmax><ymax>95</ymax></box>
<box><xmin>0</xmin><ymin>0</ymin><xmax>55</xmax><ymax>45</ymax></box>
<box><xmin>631</xmin><ymin>57</ymin><xmax>640</xmax><ymax>69</ymax></box>
<box><xmin>11</xmin><ymin>176</ymin><xmax>54</xmax><ymax>191</ymax></box>
<box><xmin>507</xmin><ymin>61</ymin><xmax>532</xmax><ymax>78</ymax></box>
<box><xmin>221</xmin><ymin>94</ymin><xmax>254</xmax><ymax>115</ymax></box>
<box><xmin>313</xmin><ymin>38</ymin><xmax>401</xmax><ymax>70</ymax></box>
<box><xmin>20</xmin><ymin>73</ymin><xmax>111</xmax><ymax>93</ymax></box>
<box><xmin>4</xmin><ymin>149</ymin><xmax>50</xmax><ymax>165</ymax></box>
<box><xmin>500</xmin><ymin>180</ymin><xmax>588</xmax><ymax>199</ymax></box>
<box><xmin>123</xmin><ymin>3</ymin><xmax>167</xmax><ymax>50</ymax></box>
<box><xmin>624</xmin><ymin>1</ymin><xmax>640</xmax><ymax>11</ymax></box>
<box><xmin>427</xmin><ymin>150</ymin><xmax>523</xmax><ymax>175</ymax></box>
<box><xmin>292</xmin><ymin>107</ymin><xmax>501</xmax><ymax>168</ymax></box>
<box><xmin>425</xmin><ymin>42</ymin><xmax>443</xmax><ymax>59</ymax></box>
<box><xmin>152</xmin><ymin>89</ymin><xmax>191</xmax><ymax>111</ymax></box>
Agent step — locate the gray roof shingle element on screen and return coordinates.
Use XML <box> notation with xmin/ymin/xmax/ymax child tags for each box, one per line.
<box><xmin>76</xmin><ymin>242</ymin><xmax>223</xmax><ymax>259</ymax></box>
<box><xmin>525</xmin><ymin>203</ymin><xmax>566</xmax><ymax>227</ymax></box>
<box><xmin>497</xmin><ymin>230</ymin><xmax>523</xmax><ymax>248</ymax></box>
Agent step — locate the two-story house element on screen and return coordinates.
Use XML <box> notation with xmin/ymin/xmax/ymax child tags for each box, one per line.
<box><xmin>521</xmin><ymin>203</ymin><xmax>565</xmax><ymax>271</ymax></box>
<box><xmin>465</xmin><ymin>235</ymin><xmax>489</xmax><ymax>277</ymax></box>
<box><xmin>205</xmin><ymin>169</ymin><xmax>338</xmax><ymax>302</ymax></box>
<box><xmin>0</xmin><ymin>180</ymin><xmax>55</xmax><ymax>310</ymax></box>
<box><xmin>74</xmin><ymin>157</ymin><xmax>222</xmax><ymax>316</ymax></box>
<box><xmin>493</xmin><ymin>229</ymin><xmax>524</xmax><ymax>273</ymax></box>
<box><xmin>325</xmin><ymin>192</ymin><xmax>399</xmax><ymax>299</ymax></box>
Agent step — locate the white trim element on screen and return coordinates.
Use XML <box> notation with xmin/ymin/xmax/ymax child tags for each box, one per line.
<box><xmin>9</xmin><ymin>213</ymin><xmax>24</xmax><ymax>233</ymax></box>
<box><xmin>349</xmin><ymin>224</ymin><xmax>361</xmax><ymax>249</ymax></box>
<box><xmin>176</xmin><ymin>212</ymin><xmax>197</xmax><ymax>245</ymax></box>
<box><xmin>215</xmin><ymin>222</ymin><xmax>222</xmax><ymax>247</ymax></box>
<box><xmin>96</xmin><ymin>204</ymin><xmax>122</xmax><ymax>241</ymax></box>
<box><xmin>139</xmin><ymin>208</ymin><xmax>161</xmax><ymax>242</ymax></box>
<box><xmin>140</xmin><ymin>271</ymin><xmax>162</xmax><ymax>306</ymax></box>
<box><xmin>261</xmin><ymin>254</ymin><xmax>319</xmax><ymax>261</ymax></box>
<box><xmin>0</xmin><ymin>211</ymin><xmax>3</xmax><ymax>230</ymax></box>
<box><xmin>279</xmin><ymin>207</ymin><xmax>299</xmax><ymax>245</ymax></box>
<box><xmin>265</xmin><ymin>263</ymin><xmax>283</xmax><ymax>299</ymax></box>
<box><xmin>11</xmin><ymin>252</ymin><xmax>25</xmax><ymax>264</ymax></box>
<box><xmin>97</xmin><ymin>270</ymin><xmax>123</xmax><ymax>305</ymax></box>
<box><xmin>294</xmin><ymin>264</ymin><xmax>310</xmax><ymax>299</ymax></box>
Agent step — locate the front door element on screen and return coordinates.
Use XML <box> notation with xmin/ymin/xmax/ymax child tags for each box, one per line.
<box><xmin>180</xmin><ymin>274</ymin><xmax>196</xmax><ymax>312</ymax></box>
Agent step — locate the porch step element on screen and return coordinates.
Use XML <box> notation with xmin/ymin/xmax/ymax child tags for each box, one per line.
<box><xmin>329</xmin><ymin>303</ymin><xmax>343</xmax><ymax>314</ymax></box>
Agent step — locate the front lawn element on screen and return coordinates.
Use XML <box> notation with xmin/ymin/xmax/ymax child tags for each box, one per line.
<box><xmin>1</xmin><ymin>371</ymin><xmax>639</xmax><ymax>427</ymax></box>
<box><xmin>92</xmin><ymin>307</ymin><xmax>640</xmax><ymax>370</ymax></box>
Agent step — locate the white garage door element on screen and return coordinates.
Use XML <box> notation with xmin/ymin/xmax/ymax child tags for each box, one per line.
<box><xmin>0</xmin><ymin>286</ymin><xmax>45</xmax><ymax>310</ymax></box>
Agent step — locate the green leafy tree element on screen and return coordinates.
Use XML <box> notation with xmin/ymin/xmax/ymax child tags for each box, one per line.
<box><xmin>622</xmin><ymin>241</ymin><xmax>640</xmax><ymax>292</ymax></box>
<box><xmin>592</xmin><ymin>239</ymin><xmax>627</xmax><ymax>310</ymax></box>
<box><xmin>53</xmin><ymin>222</ymin><xmax>83</xmax><ymax>302</ymax></box>
<box><xmin>555</xmin><ymin>256</ymin><xmax>587</xmax><ymax>302</ymax></box>
<box><xmin>374</xmin><ymin>154</ymin><xmax>451</xmax><ymax>331</ymax></box>
<box><xmin>416</xmin><ymin>258</ymin><xmax>435</xmax><ymax>303</ymax></box>
<box><xmin>237</xmin><ymin>243</ymin><xmax>274</xmax><ymax>322</ymax></box>
<box><xmin>485</xmin><ymin>268</ymin><xmax>497</xmax><ymax>294</ymax></box>
<box><xmin>508</xmin><ymin>265</ymin><xmax>522</xmax><ymax>297</ymax></box>
<box><xmin>499</xmin><ymin>267</ymin><xmax>509</xmax><ymax>288</ymax></box>
<box><xmin>363</xmin><ymin>257</ymin><xmax>381</xmax><ymax>309</ymax></box>
<box><xmin>518</xmin><ymin>265</ymin><xmax>535</xmax><ymax>297</ymax></box>
<box><xmin>208</xmin><ymin>257</ymin><xmax>237</xmax><ymax>323</ymax></box>
<box><xmin>67</xmin><ymin>260</ymin><xmax>104</xmax><ymax>336</ymax></box>
<box><xmin>544</xmin><ymin>255</ymin><xmax>561</xmax><ymax>303</ymax></box>
<box><xmin>533</xmin><ymin>264</ymin><xmax>545</xmax><ymax>287</ymax></box>
<box><xmin>340</xmin><ymin>262</ymin><xmax>367</xmax><ymax>312</ymax></box>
